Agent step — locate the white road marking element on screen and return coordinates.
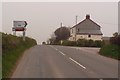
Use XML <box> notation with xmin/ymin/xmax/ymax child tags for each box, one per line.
<box><xmin>69</xmin><ymin>57</ymin><xmax>86</xmax><ymax>69</ymax></box>
<box><xmin>49</xmin><ymin>45</ymin><xmax>54</xmax><ymax>48</ymax></box>
<box><xmin>55</xmin><ymin>48</ymin><xmax>58</xmax><ymax>51</ymax></box>
<box><xmin>59</xmin><ymin>51</ymin><xmax>66</xmax><ymax>56</ymax></box>
<box><xmin>50</xmin><ymin>46</ymin><xmax>58</xmax><ymax>51</ymax></box>
<box><xmin>50</xmin><ymin>46</ymin><xmax>66</xmax><ymax>56</ymax></box>
<box><xmin>50</xmin><ymin>46</ymin><xmax>86</xmax><ymax>69</ymax></box>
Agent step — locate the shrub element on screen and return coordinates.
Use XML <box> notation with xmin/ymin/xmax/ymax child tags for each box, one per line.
<box><xmin>76</xmin><ymin>39</ymin><xmax>103</xmax><ymax>47</ymax></box>
<box><xmin>110</xmin><ymin>35</ymin><xmax>120</xmax><ymax>46</ymax></box>
<box><xmin>94</xmin><ymin>40</ymin><xmax>104</xmax><ymax>47</ymax></box>
<box><xmin>87</xmin><ymin>39</ymin><xmax>94</xmax><ymax>47</ymax></box>
<box><xmin>50</xmin><ymin>38</ymin><xmax>103</xmax><ymax>47</ymax></box>
<box><xmin>62</xmin><ymin>40</ymin><xmax>76</xmax><ymax>46</ymax></box>
<box><xmin>77</xmin><ymin>39</ymin><xmax>88</xmax><ymax>47</ymax></box>
<box><xmin>52</xmin><ymin>40</ymin><xmax>61</xmax><ymax>45</ymax></box>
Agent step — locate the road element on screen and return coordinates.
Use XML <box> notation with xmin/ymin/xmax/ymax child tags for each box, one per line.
<box><xmin>11</xmin><ymin>45</ymin><xmax>118</xmax><ymax>78</ymax></box>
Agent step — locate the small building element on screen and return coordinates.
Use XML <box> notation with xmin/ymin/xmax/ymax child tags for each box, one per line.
<box><xmin>102</xmin><ymin>37</ymin><xmax>110</xmax><ymax>44</ymax></box>
<box><xmin>69</xmin><ymin>14</ymin><xmax>103</xmax><ymax>41</ymax></box>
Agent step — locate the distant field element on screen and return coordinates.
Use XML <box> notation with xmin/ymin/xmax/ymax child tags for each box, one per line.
<box><xmin>2</xmin><ymin>32</ymin><xmax>37</xmax><ymax>78</ymax></box>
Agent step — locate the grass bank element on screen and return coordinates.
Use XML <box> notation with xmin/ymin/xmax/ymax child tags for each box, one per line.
<box><xmin>99</xmin><ymin>44</ymin><xmax>120</xmax><ymax>60</ymax></box>
<box><xmin>2</xmin><ymin>33</ymin><xmax>37</xmax><ymax>78</ymax></box>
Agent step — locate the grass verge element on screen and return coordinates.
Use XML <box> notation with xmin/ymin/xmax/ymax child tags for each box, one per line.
<box><xmin>2</xmin><ymin>33</ymin><xmax>37</xmax><ymax>78</ymax></box>
<box><xmin>99</xmin><ymin>44</ymin><xmax>120</xmax><ymax>60</ymax></box>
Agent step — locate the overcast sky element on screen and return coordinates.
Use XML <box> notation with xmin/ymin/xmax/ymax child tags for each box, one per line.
<box><xmin>2</xmin><ymin>2</ymin><xmax>118</xmax><ymax>44</ymax></box>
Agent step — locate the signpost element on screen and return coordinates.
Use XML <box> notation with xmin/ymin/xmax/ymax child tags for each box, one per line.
<box><xmin>12</xmin><ymin>21</ymin><xmax>27</xmax><ymax>41</ymax></box>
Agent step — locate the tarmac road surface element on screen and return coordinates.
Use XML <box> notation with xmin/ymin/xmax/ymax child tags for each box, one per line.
<box><xmin>11</xmin><ymin>45</ymin><xmax>118</xmax><ymax>78</ymax></box>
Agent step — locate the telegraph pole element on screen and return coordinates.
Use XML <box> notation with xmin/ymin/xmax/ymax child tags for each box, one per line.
<box><xmin>60</xmin><ymin>22</ymin><xmax>62</xmax><ymax>27</ymax></box>
<box><xmin>60</xmin><ymin>22</ymin><xmax>63</xmax><ymax>45</ymax></box>
<box><xmin>75</xmin><ymin>16</ymin><xmax>78</xmax><ymax>41</ymax></box>
<box><xmin>76</xmin><ymin>15</ymin><xmax>78</xmax><ymax>25</ymax></box>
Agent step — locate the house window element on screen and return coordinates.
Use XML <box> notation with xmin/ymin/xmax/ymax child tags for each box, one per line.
<box><xmin>88</xmin><ymin>34</ymin><xmax>91</xmax><ymax>38</ymax></box>
<box><xmin>71</xmin><ymin>29</ymin><xmax>73</xmax><ymax>33</ymax></box>
<box><xmin>73</xmin><ymin>37</ymin><xmax>75</xmax><ymax>40</ymax></box>
<box><xmin>77</xmin><ymin>29</ymin><xmax>80</xmax><ymax>32</ymax></box>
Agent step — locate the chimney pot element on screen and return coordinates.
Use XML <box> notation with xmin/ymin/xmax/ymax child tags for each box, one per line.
<box><xmin>86</xmin><ymin>14</ymin><xmax>90</xmax><ymax>19</ymax></box>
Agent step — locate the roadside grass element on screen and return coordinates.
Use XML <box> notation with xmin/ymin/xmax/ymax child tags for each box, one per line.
<box><xmin>2</xmin><ymin>33</ymin><xmax>37</xmax><ymax>78</ymax></box>
<box><xmin>0</xmin><ymin>54</ymin><xmax>1</xmax><ymax>79</ymax></box>
<box><xmin>99</xmin><ymin>44</ymin><xmax>120</xmax><ymax>60</ymax></box>
<box><xmin>2</xmin><ymin>45</ymin><xmax>31</xmax><ymax>78</ymax></box>
<box><xmin>0</xmin><ymin>32</ymin><xmax>2</xmax><ymax>79</ymax></box>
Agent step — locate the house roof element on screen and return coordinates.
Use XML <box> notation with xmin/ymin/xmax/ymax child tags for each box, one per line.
<box><xmin>72</xmin><ymin>15</ymin><xmax>101</xmax><ymax>28</ymax></box>
<box><xmin>76</xmin><ymin>30</ymin><xmax>103</xmax><ymax>35</ymax></box>
<box><xmin>102</xmin><ymin>37</ymin><xmax>110</xmax><ymax>40</ymax></box>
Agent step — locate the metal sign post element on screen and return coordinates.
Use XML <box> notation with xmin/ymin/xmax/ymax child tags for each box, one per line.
<box><xmin>23</xmin><ymin>30</ymin><xmax>26</xmax><ymax>41</ymax></box>
<box><xmin>12</xmin><ymin>31</ymin><xmax>16</xmax><ymax>36</ymax></box>
<box><xmin>12</xmin><ymin>21</ymin><xmax>27</xmax><ymax>41</ymax></box>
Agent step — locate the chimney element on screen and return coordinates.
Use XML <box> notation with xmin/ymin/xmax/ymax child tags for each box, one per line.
<box><xmin>86</xmin><ymin>14</ymin><xmax>90</xmax><ymax>19</ymax></box>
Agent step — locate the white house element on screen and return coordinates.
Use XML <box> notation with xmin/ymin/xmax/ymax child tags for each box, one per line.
<box><xmin>69</xmin><ymin>14</ymin><xmax>103</xmax><ymax>41</ymax></box>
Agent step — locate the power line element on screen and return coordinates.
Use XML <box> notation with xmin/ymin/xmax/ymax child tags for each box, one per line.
<box><xmin>98</xmin><ymin>21</ymin><xmax>118</xmax><ymax>26</ymax></box>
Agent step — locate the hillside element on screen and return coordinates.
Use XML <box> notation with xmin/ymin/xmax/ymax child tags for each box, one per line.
<box><xmin>2</xmin><ymin>32</ymin><xmax>37</xmax><ymax>78</ymax></box>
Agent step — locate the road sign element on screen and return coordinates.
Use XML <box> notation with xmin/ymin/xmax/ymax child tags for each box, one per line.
<box><xmin>12</xmin><ymin>21</ymin><xmax>27</xmax><ymax>41</ymax></box>
<box><xmin>13</xmin><ymin>21</ymin><xmax>27</xmax><ymax>27</ymax></box>
<box><xmin>12</xmin><ymin>27</ymin><xmax>26</xmax><ymax>31</ymax></box>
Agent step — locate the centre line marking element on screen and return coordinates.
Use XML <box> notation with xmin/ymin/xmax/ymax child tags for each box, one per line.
<box><xmin>69</xmin><ymin>57</ymin><xmax>86</xmax><ymax>69</ymax></box>
<box><xmin>50</xmin><ymin>46</ymin><xmax>66</xmax><ymax>56</ymax></box>
<box><xmin>59</xmin><ymin>51</ymin><xmax>66</xmax><ymax>56</ymax></box>
<box><xmin>55</xmin><ymin>48</ymin><xmax>58</xmax><ymax>51</ymax></box>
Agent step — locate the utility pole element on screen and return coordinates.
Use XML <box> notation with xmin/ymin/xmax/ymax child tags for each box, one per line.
<box><xmin>60</xmin><ymin>22</ymin><xmax>63</xmax><ymax>33</ymax></box>
<box><xmin>60</xmin><ymin>22</ymin><xmax>62</xmax><ymax>27</ymax></box>
<box><xmin>76</xmin><ymin>15</ymin><xmax>78</xmax><ymax>25</ymax></box>
<box><xmin>75</xmin><ymin>16</ymin><xmax>78</xmax><ymax>41</ymax></box>
<box><xmin>60</xmin><ymin>22</ymin><xmax>63</xmax><ymax>45</ymax></box>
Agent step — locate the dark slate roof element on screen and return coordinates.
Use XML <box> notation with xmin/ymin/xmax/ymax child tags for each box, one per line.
<box><xmin>102</xmin><ymin>37</ymin><xmax>110</xmax><ymax>40</ymax></box>
<box><xmin>72</xmin><ymin>19</ymin><xmax>101</xmax><ymax>28</ymax></box>
<box><xmin>72</xmin><ymin>15</ymin><xmax>102</xmax><ymax>35</ymax></box>
<box><xmin>76</xmin><ymin>30</ymin><xmax>103</xmax><ymax>35</ymax></box>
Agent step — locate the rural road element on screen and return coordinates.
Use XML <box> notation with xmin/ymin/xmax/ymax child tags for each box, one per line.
<box><xmin>11</xmin><ymin>45</ymin><xmax>118</xmax><ymax>78</ymax></box>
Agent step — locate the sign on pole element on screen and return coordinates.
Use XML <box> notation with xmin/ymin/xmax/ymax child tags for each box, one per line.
<box><xmin>13</xmin><ymin>21</ymin><xmax>27</xmax><ymax>27</ymax></box>
<box><xmin>12</xmin><ymin>21</ymin><xmax>27</xmax><ymax>41</ymax></box>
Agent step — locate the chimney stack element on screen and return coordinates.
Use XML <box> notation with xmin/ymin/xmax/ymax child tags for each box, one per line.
<box><xmin>86</xmin><ymin>14</ymin><xmax>90</xmax><ymax>19</ymax></box>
